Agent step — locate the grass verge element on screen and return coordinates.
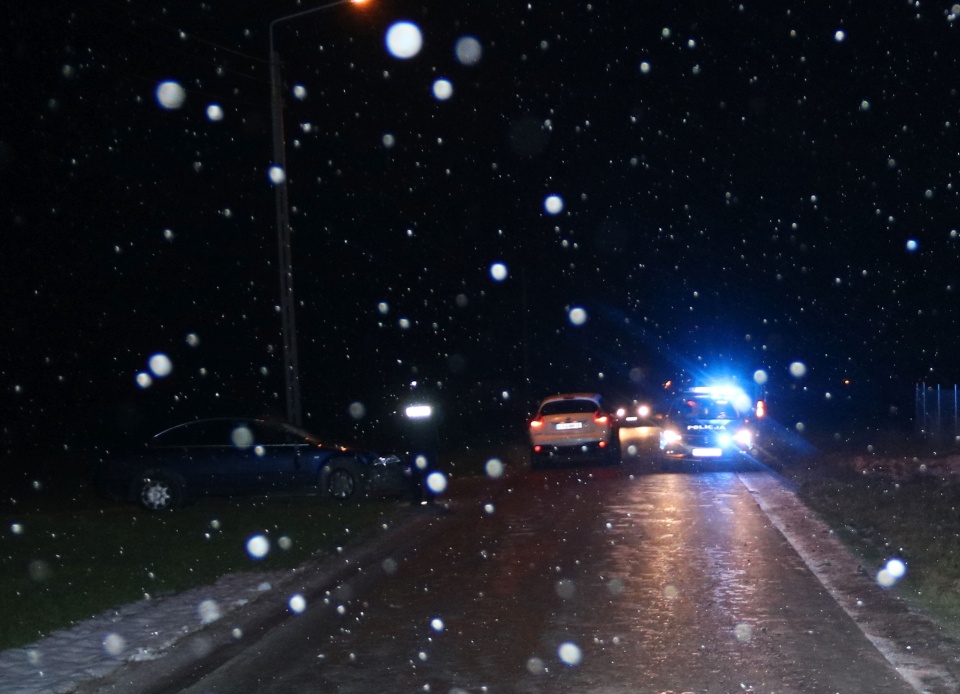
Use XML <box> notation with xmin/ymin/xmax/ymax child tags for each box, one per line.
<box><xmin>0</xmin><ymin>438</ymin><xmax>521</xmax><ymax>653</ymax></box>
<box><xmin>1</xmin><ymin>484</ymin><xmax>405</xmax><ymax>651</ymax></box>
<box><xmin>783</xmin><ymin>449</ymin><xmax>960</xmax><ymax>639</ymax></box>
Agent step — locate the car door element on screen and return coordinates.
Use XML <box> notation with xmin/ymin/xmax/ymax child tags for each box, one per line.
<box><xmin>152</xmin><ymin>420</ymin><xmax>259</xmax><ymax>496</ymax></box>
<box><xmin>246</xmin><ymin>421</ymin><xmax>315</xmax><ymax>492</ymax></box>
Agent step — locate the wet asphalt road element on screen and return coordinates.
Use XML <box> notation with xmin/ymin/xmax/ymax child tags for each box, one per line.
<box><xmin>174</xmin><ymin>458</ymin><xmax>918</xmax><ymax>694</ymax></box>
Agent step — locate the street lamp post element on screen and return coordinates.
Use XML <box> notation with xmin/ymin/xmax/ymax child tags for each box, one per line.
<box><xmin>268</xmin><ymin>0</ymin><xmax>366</xmax><ymax>428</ymax></box>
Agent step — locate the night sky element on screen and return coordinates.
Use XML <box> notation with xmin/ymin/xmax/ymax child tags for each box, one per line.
<box><xmin>5</xmin><ymin>0</ymin><xmax>960</xmax><ymax>455</ymax></box>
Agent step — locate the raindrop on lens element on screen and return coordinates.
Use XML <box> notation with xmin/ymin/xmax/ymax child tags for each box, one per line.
<box><xmin>526</xmin><ymin>657</ymin><xmax>546</xmax><ymax>675</ymax></box>
<box><xmin>877</xmin><ymin>559</ymin><xmax>907</xmax><ymax>586</ymax></box>
<box><xmin>906</xmin><ymin>239</ymin><xmax>918</xmax><ymax>252</ymax></box>
<box><xmin>886</xmin><ymin>558</ymin><xmax>907</xmax><ymax>578</ymax></box>
<box><xmin>558</xmin><ymin>642</ymin><xmax>582</xmax><ymax>666</ymax></box>
<box><xmin>198</xmin><ymin>599</ymin><xmax>222</xmax><ymax>624</ymax></box>
<box><xmin>568</xmin><ymin>307</ymin><xmax>588</xmax><ymax>325</ymax></box>
<box><xmin>348</xmin><ymin>402</ymin><xmax>366</xmax><ymax>420</ymax></box>
<box><xmin>544</xmin><ymin>194</ymin><xmax>564</xmax><ymax>214</ymax></box>
<box><xmin>28</xmin><ymin>560</ymin><xmax>52</xmax><ymax>582</ymax></box>
<box><xmin>753</xmin><ymin>369</ymin><xmax>768</xmax><ymax>385</ymax></box>
<box><xmin>432</xmin><ymin>79</ymin><xmax>453</xmax><ymax>100</ymax></box>
<box><xmin>292</xmin><ymin>84</ymin><xmax>307</xmax><ymax>100</ymax></box>
<box><xmin>268</xmin><ymin>166</ymin><xmax>286</xmax><ymax>185</ymax></box>
<box><xmin>485</xmin><ymin>458</ymin><xmax>504</xmax><ymax>478</ymax></box>
<box><xmin>455</xmin><ymin>36</ymin><xmax>482</xmax><ymax>65</ymax></box>
<box><xmin>206</xmin><ymin>104</ymin><xmax>224</xmax><ymax>121</ymax></box>
<box><xmin>232</xmin><ymin>426</ymin><xmax>254</xmax><ymax>449</ymax></box>
<box><xmin>289</xmin><ymin>594</ymin><xmax>307</xmax><ymax>613</ymax></box>
<box><xmin>430</xmin><ymin>618</ymin><xmax>444</xmax><ymax>632</ymax></box>
<box><xmin>555</xmin><ymin>579</ymin><xmax>576</xmax><ymax>599</ymax></box>
<box><xmin>149</xmin><ymin>353</ymin><xmax>172</xmax><ymax>377</ymax></box>
<box><xmin>386</xmin><ymin>22</ymin><xmax>423</xmax><ymax>59</ymax></box>
<box><xmin>489</xmin><ymin>263</ymin><xmax>508</xmax><ymax>281</ymax></box>
<box><xmin>426</xmin><ymin>471</ymin><xmax>448</xmax><ymax>494</ymax></box>
<box><xmin>834</xmin><ymin>29</ymin><xmax>846</xmax><ymax>42</ymax></box>
<box><xmin>735</xmin><ymin>623</ymin><xmax>753</xmax><ymax>641</ymax></box>
<box><xmin>136</xmin><ymin>372</ymin><xmax>153</xmax><ymax>389</ymax></box>
<box><xmin>246</xmin><ymin>535</ymin><xmax>270</xmax><ymax>559</ymax></box>
<box><xmin>607</xmin><ymin>577</ymin><xmax>625</xmax><ymax>595</ymax></box>
<box><xmin>155</xmin><ymin>81</ymin><xmax>186</xmax><ymax>109</ymax></box>
<box><xmin>789</xmin><ymin>361</ymin><xmax>807</xmax><ymax>378</ymax></box>
<box><xmin>103</xmin><ymin>633</ymin><xmax>126</xmax><ymax>657</ymax></box>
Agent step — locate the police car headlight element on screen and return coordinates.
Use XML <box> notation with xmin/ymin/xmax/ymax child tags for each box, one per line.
<box><xmin>734</xmin><ymin>429</ymin><xmax>753</xmax><ymax>447</ymax></box>
<box><xmin>717</xmin><ymin>433</ymin><xmax>732</xmax><ymax>447</ymax></box>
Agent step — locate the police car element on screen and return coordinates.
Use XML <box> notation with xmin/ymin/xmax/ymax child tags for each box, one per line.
<box><xmin>659</xmin><ymin>385</ymin><xmax>759</xmax><ymax>463</ymax></box>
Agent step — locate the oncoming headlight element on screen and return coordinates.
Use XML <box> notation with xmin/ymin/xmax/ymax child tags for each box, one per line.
<box><xmin>660</xmin><ymin>429</ymin><xmax>682</xmax><ymax>445</ymax></box>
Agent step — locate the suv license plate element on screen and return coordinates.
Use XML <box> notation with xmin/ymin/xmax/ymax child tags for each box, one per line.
<box><xmin>556</xmin><ymin>422</ymin><xmax>583</xmax><ymax>430</ymax></box>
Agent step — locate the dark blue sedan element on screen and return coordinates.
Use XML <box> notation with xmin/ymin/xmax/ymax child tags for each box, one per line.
<box><xmin>95</xmin><ymin>417</ymin><xmax>412</xmax><ymax>510</ymax></box>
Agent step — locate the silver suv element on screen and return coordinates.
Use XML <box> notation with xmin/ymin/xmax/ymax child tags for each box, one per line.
<box><xmin>529</xmin><ymin>393</ymin><xmax>619</xmax><ymax>467</ymax></box>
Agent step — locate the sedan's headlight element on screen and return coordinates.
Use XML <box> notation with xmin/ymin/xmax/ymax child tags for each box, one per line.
<box><xmin>733</xmin><ymin>429</ymin><xmax>753</xmax><ymax>447</ymax></box>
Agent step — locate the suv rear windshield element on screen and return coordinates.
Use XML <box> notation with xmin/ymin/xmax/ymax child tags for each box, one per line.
<box><xmin>540</xmin><ymin>399</ymin><xmax>600</xmax><ymax>416</ymax></box>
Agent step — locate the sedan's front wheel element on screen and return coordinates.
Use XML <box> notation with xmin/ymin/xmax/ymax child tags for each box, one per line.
<box><xmin>326</xmin><ymin>466</ymin><xmax>359</xmax><ymax>501</ymax></box>
<box><xmin>136</xmin><ymin>473</ymin><xmax>183</xmax><ymax>511</ymax></box>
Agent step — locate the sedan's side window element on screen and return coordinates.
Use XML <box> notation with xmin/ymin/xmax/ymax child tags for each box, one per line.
<box><xmin>251</xmin><ymin>422</ymin><xmax>298</xmax><ymax>446</ymax></box>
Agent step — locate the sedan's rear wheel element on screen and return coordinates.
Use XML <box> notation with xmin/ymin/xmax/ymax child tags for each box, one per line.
<box><xmin>137</xmin><ymin>473</ymin><xmax>183</xmax><ymax>511</ymax></box>
<box><xmin>326</xmin><ymin>467</ymin><xmax>358</xmax><ymax>501</ymax></box>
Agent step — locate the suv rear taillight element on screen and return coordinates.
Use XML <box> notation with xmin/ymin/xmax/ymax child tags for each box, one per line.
<box><xmin>595</xmin><ymin>413</ymin><xmax>609</xmax><ymax>425</ymax></box>
<box><xmin>530</xmin><ymin>419</ymin><xmax>543</xmax><ymax>429</ymax></box>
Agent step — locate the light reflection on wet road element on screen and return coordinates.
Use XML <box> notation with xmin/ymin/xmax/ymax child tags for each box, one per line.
<box><xmin>181</xmin><ymin>466</ymin><xmax>916</xmax><ymax>693</ymax></box>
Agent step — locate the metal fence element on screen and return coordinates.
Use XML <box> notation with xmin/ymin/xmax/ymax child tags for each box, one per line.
<box><xmin>915</xmin><ymin>383</ymin><xmax>960</xmax><ymax>439</ymax></box>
